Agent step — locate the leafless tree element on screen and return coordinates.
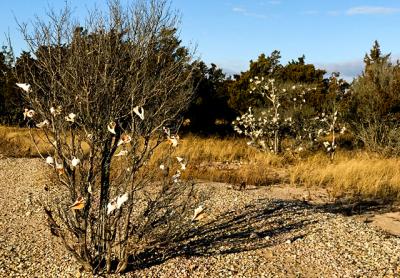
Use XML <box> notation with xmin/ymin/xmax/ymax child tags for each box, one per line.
<box><xmin>15</xmin><ymin>0</ymin><xmax>198</xmax><ymax>273</ymax></box>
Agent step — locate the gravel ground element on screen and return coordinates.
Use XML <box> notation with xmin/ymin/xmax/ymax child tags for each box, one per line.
<box><xmin>0</xmin><ymin>158</ymin><xmax>400</xmax><ymax>277</ymax></box>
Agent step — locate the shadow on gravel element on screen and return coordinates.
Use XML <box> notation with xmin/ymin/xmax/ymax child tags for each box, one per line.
<box><xmin>124</xmin><ymin>197</ymin><xmax>396</xmax><ymax>273</ymax></box>
<box><xmin>126</xmin><ymin>199</ymin><xmax>317</xmax><ymax>272</ymax></box>
<box><xmin>315</xmin><ymin>199</ymin><xmax>395</xmax><ymax>217</ymax></box>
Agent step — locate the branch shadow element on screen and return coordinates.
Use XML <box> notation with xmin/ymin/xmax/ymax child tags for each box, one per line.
<box><xmin>125</xmin><ymin>199</ymin><xmax>319</xmax><ymax>272</ymax></box>
<box><xmin>315</xmin><ymin>198</ymin><xmax>394</xmax><ymax>216</ymax></box>
<box><xmin>123</xmin><ymin>197</ymin><xmax>396</xmax><ymax>273</ymax></box>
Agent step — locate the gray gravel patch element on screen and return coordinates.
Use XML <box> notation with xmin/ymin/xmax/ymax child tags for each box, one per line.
<box><xmin>0</xmin><ymin>158</ymin><xmax>399</xmax><ymax>277</ymax></box>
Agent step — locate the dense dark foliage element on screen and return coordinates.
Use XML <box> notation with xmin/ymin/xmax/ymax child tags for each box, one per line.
<box><xmin>0</xmin><ymin>46</ymin><xmax>24</xmax><ymax>124</ymax></box>
<box><xmin>1</xmin><ymin>27</ymin><xmax>398</xmax><ymax>153</ymax></box>
<box><xmin>183</xmin><ymin>62</ymin><xmax>235</xmax><ymax>135</ymax></box>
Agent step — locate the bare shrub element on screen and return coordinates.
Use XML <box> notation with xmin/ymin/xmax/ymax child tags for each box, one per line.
<box><xmin>14</xmin><ymin>0</ymin><xmax>199</xmax><ymax>274</ymax></box>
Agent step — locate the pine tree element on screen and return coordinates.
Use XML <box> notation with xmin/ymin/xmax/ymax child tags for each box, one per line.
<box><xmin>363</xmin><ymin>40</ymin><xmax>390</xmax><ymax>66</ymax></box>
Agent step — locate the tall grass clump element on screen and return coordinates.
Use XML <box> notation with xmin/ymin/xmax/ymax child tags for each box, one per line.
<box><xmin>290</xmin><ymin>151</ymin><xmax>400</xmax><ymax>201</ymax></box>
<box><xmin>0</xmin><ymin>125</ymin><xmax>53</xmax><ymax>157</ymax></box>
<box><xmin>148</xmin><ymin>135</ymin><xmax>285</xmax><ymax>185</ymax></box>
<box><xmin>173</xmin><ymin>135</ymin><xmax>283</xmax><ymax>164</ymax></box>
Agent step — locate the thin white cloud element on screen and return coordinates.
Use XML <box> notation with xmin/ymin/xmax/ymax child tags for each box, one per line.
<box><xmin>215</xmin><ymin>59</ymin><xmax>248</xmax><ymax>76</ymax></box>
<box><xmin>317</xmin><ymin>59</ymin><xmax>363</xmax><ymax>81</ymax></box>
<box><xmin>320</xmin><ymin>54</ymin><xmax>400</xmax><ymax>81</ymax></box>
<box><xmin>268</xmin><ymin>0</ymin><xmax>281</xmax><ymax>5</ymax></box>
<box><xmin>327</xmin><ymin>10</ymin><xmax>341</xmax><ymax>16</ymax></box>
<box><xmin>232</xmin><ymin>7</ymin><xmax>246</xmax><ymax>13</ymax></box>
<box><xmin>232</xmin><ymin>6</ymin><xmax>267</xmax><ymax>19</ymax></box>
<box><xmin>246</xmin><ymin>12</ymin><xmax>268</xmax><ymax>19</ymax></box>
<box><xmin>222</xmin><ymin>67</ymin><xmax>241</xmax><ymax>77</ymax></box>
<box><xmin>346</xmin><ymin>6</ymin><xmax>400</xmax><ymax>15</ymax></box>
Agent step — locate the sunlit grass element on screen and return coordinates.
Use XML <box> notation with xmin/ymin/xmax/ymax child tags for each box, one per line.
<box><xmin>2</xmin><ymin>125</ymin><xmax>400</xmax><ymax>202</ymax></box>
<box><xmin>0</xmin><ymin>125</ymin><xmax>50</xmax><ymax>157</ymax></box>
<box><xmin>149</xmin><ymin>135</ymin><xmax>285</xmax><ymax>185</ymax></box>
<box><xmin>174</xmin><ymin>135</ymin><xmax>283</xmax><ymax>164</ymax></box>
<box><xmin>290</xmin><ymin>151</ymin><xmax>400</xmax><ymax>201</ymax></box>
<box><xmin>0</xmin><ymin>125</ymin><xmax>89</xmax><ymax>157</ymax></box>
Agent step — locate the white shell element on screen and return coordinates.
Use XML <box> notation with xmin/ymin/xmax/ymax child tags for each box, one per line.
<box><xmin>65</xmin><ymin>113</ymin><xmax>76</xmax><ymax>122</ymax></box>
<box><xmin>16</xmin><ymin>83</ymin><xmax>31</xmax><ymax>92</ymax></box>
<box><xmin>116</xmin><ymin>193</ymin><xmax>128</xmax><ymax>209</ymax></box>
<box><xmin>71</xmin><ymin>157</ymin><xmax>80</xmax><ymax>167</ymax></box>
<box><xmin>168</xmin><ymin>136</ymin><xmax>179</xmax><ymax>147</ymax></box>
<box><xmin>36</xmin><ymin>120</ymin><xmax>49</xmax><ymax>128</ymax></box>
<box><xmin>114</xmin><ymin>150</ymin><xmax>128</xmax><ymax>157</ymax></box>
<box><xmin>46</xmin><ymin>156</ymin><xmax>54</xmax><ymax>165</ymax></box>
<box><xmin>107</xmin><ymin>201</ymin><xmax>117</xmax><ymax>215</ymax></box>
<box><xmin>50</xmin><ymin>106</ymin><xmax>62</xmax><ymax>116</ymax></box>
<box><xmin>192</xmin><ymin>205</ymin><xmax>205</xmax><ymax>221</ymax></box>
<box><xmin>23</xmin><ymin>109</ymin><xmax>35</xmax><ymax>119</ymax></box>
<box><xmin>133</xmin><ymin>106</ymin><xmax>145</xmax><ymax>120</ymax></box>
<box><xmin>117</xmin><ymin>134</ymin><xmax>132</xmax><ymax>146</ymax></box>
<box><xmin>107</xmin><ymin>122</ymin><xmax>116</xmax><ymax>134</ymax></box>
<box><xmin>56</xmin><ymin>161</ymin><xmax>63</xmax><ymax>169</ymax></box>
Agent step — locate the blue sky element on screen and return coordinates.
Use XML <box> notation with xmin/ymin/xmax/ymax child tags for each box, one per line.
<box><xmin>1</xmin><ymin>0</ymin><xmax>400</xmax><ymax>79</ymax></box>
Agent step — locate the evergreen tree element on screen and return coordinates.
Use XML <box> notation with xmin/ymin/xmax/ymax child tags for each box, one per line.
<box><xmin>0</xmin><ymin>46</ymin><xmax>23</xmax><ymax>125</ymax></box>
<box><xmin>185</xmin><ymin>62</ymin><xmax>235</xmax><ymax>135</ymax></box>
<box><xmin>348</xmin><ymin>41</ymin><xmax>400</xmax><ymax>153</ymax></box>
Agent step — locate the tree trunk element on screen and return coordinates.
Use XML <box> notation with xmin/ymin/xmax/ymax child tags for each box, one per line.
<box><xmin>274</xmin><ymin>130</ymin><xmax>279</xmax><ymax>154</ymax></box>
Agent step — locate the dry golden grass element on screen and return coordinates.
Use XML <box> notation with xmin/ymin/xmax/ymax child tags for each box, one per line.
<box><xmin>2</xmin><ymin>125</ymin><xmax>400</xmax><ymax>202</ymax></box>
<box><xmin>0</xmin><ymin>125</ymin><xmax>52</xmax><ymax>157</ymax></box>
<box><xmin>171</xmin><ymin>136</ymin><xmax>278</xmax><ymax>163</ymax></box>
<box><xmin>184</xmin><ymin>157</ymin><xmax>286</xmax><ymax>186</ymax></box>
<box><xmin>0</xmin><ymin>125</ymin><xmax>90</xmax><ymax>157</ymax></box>
<box><xmin>290</xmin><ymin>151</ymin><xmax>400</xmax><ymax>202</ymax></box>
<box><xmin>149</xmin><ymin>136</ymin><xmax>285</xmax><ymax>185</ymax></box>
<box><xmin>0</xmin><ymin>126</ymin><xmax>284</xmax><ymax>185</ymax></box>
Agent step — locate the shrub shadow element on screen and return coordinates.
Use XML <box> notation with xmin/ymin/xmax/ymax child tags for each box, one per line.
<box><xmin>315</xmin><ymin>198</ymin><xmax>394</xmax><ymax>216</ymax></box>
<box><xmin>125</xmin><ymin>199</ymin><xmax>318</xmax><ymax>272</ymax></box>
<box><xmin>122</xmin><ymin>196</ymin><xmax>396</xmax><ymax>273</ymax></box>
